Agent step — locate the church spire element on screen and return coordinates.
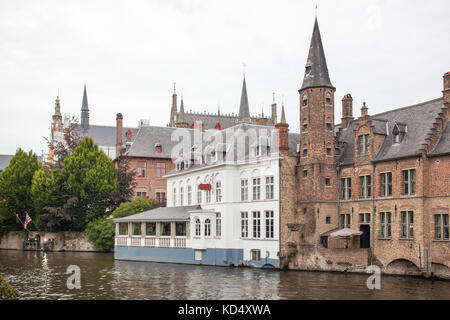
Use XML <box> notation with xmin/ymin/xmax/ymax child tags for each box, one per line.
<box><xmin>280</xmin><ymin>104</ymin><xmax>286</xmax><ymax>124</ymax></box>
<box><xmin>177</xmin><ymin>96</ymin><xmax>186</xmax><ymax>124</ymax></box>
<box><xmin>300</xmin><ymin>18</ymin><xmax>334</xmax><ymax>91</ymax></box>
<box><xmin>238</xmin><ymin>76</ymin><xmax>251</xmax><ymax>121</ymax></box>
<box><xmin>81</xmin><ymin>84</ymin><xmax>90</xmax><ymax>130</ymax></box>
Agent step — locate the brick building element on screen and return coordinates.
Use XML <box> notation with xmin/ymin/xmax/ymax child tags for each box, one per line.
<box><xmin>279</xmin><ymin>18</ymin><xmax>450</xmax><ymax>279</ymax></box>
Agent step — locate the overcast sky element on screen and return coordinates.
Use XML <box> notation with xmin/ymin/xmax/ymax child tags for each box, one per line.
<box><xmin>0</xmin><ymin>0</ymin><xmax>449</xmax><ymax>156</ymax></box>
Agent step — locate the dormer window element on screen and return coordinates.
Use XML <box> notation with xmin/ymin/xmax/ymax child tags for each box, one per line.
<box><xmin>303</xmin><ymin>95</ymin><xmax>308</xmax><ymax>106</ymax></box>
<box><xmin>358</xmin><ymin>134</ymin><xmax>370</xmax><ymax>155</ymax></box>
<box><xmin>155</xmin><ymin>143</ymin><xmax>162</xmax><ymax>153</ymax></box>
<box><xmin>305</xmin><ymin>64</ymin><xmax>311</xmax><ymax>76</ymax></box>
<box><xmin>326</xmin><ymin>93</ymin><xmax>331</xmax><ymax>105</ymax></box>
<box><xmin>392</xmin><ymin>123</ymin><xmax>405</xmax><ymax>144</ymax></box>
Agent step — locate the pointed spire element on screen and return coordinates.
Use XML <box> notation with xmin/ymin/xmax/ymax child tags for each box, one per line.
<box><xmin>280</xmin><ymin>104</ymin><xmax>286</xmax><ymax>124</ymax></box>
<box><xmin>238</xmin><ymin>76</ymin><xmax>250</xmax><ymax>120</ymax></box>
<box><xmin>177</xmin><ymin>96</ymin><xmax>186</xmax><ymax>124</ymax></box>
<box><xmin>81</xmin><ymin>84</ymin><xmax>90</xmax><ymax>130</ymax></box>
<box><xmin>81</xmin><ymin>84</ymin><xmax>89</xmax><ymax>111</ymax></box>
<box><xmin>300</xmin><ymin>18</ymin><xmax>334</xmax><ymax>91</ymax></box>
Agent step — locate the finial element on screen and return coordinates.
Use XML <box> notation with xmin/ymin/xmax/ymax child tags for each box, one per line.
<box><xmin>243</xmin><ymin>63</ymin><xmax>246</xmax><ymax>77</ymax></box>
<box><xmin>181</xmin><ymin>87</ymin><xmax>184</xmax><ymax>98</ymax></box>
<box><xmin>173</xmin><ymin>82</ymin><xmax>176</xmax><ymax>94</ymax></box>
<box><xmin>315</xmin><ymin>2</ymin><xmax>318</xmax><ymax>18</ymax></box>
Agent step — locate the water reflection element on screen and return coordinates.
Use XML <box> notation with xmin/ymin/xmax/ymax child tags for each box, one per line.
<box><xmin>0</xmin><ymin>250</ymin><xmax>448</xmax><ymax>300</ymax></box>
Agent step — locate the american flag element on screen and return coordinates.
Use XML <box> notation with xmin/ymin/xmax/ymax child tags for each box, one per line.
<box><xmin>24</xmin><ymin>214</ymin><xmax>32</xmax><ymax>229</ymax></box>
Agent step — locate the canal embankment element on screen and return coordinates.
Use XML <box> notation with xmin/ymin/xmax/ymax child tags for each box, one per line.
<box><xmin>0</xmin><ymin>231</ymin><xmax>98</xmax><ymax>252</ymax></box>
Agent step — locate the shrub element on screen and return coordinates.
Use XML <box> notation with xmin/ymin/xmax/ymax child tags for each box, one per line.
<box><xmin>112</xmin><ymin>197</ymin><xmax>156</xmax><ymax>219</ymax></box>
<box><xmin>0</xmin><ymin>275</ymin><xmax>20</xmax><ymax>300</ymax></box>
<box><xmin>85</xmin><ymin>217</ymin><xmax>115</xmax><ymax>252</ymax></box>
<box><xmin>326</xmin><ymin>259</ymin><xmax>333</xmax><ymax>265</ymax></box>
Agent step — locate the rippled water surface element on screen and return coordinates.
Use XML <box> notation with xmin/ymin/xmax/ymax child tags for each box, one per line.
<box><xmin>0</xmin><ymin>250</ymin><xmax>449</xmax><ymax>300</ymax></box>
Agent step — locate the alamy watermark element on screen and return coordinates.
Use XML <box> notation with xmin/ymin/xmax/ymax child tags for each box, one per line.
<box><xmin>366</xmin><ymin>265</ymin><xmax>381</xmax><ymax>290</ymax></box>
<box><xmin>66</xmin><ymin>265</ymin><xmax>81</xmax><ymax>290</ymax></box>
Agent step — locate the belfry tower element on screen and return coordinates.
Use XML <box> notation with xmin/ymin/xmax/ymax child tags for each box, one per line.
<box><xmin>298</xmin><ymin>17</ymin><xmax>337</xmax><ymax>203</ymax></box>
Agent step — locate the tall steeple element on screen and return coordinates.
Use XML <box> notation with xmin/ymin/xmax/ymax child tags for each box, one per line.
<box><xmin>170</xmin><ymin>83</ymin><xmax>178</xmax><ymax>127</ymax></box>
<box><xmin>280</xmin><ymin>104</ymin><xmax>286</xmax><ymax>124</ymax></box>
<box><xmin>238</xmin><ymin>76</ymin><xmax>251</xmax><ymax>122</ymax></box>
<box><xmin>81</xmin><ymin>84</ymin><xmax>90</xmax><ymax>130</ymax></box>
<box><xmin>300</xmin><ymin>18</ymin><xmax>334</xmax><ymax>91</ymax></box>
<box><xmin>176</xmin><ymin>96</ymin><xmax>188</xmax><ymax>128</ymax></box>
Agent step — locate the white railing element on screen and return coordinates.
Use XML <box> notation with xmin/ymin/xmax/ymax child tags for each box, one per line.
<box><xmin>116</xmin><ymin>237</ymin><xmax>186</xmax><ymax>248</ymax></box>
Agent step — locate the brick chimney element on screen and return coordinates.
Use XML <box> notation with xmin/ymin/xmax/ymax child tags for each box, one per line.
<box><xmin>341</xmin><ymin>94</ymin><xmax>353</xmax><ymax>129</ymax></box>
<box><xmin>116</xmin><ymin>113</ymin><xmax>123</xmax><ymax>159</ymax></box>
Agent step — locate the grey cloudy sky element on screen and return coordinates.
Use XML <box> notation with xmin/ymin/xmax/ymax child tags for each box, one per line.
<box><xmin>0</xmin><ymin>0</ymin><xmax>449</xmax><ymax>156</ymax></box>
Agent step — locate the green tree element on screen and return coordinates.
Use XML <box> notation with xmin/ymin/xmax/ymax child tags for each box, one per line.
<box><xmin>85</xmin><ymin>217</ymin><xmax>115</xmax><ymax>252</ymax></box>
<box><xmin>0</xmin><ymin>149</ymin><xmax>40</xmax><ymax>232</ymax></box>
<box><xmin>0</xmin><ymin>275</ymin><xmax>20</xmax><ymax>300</ymax></box>
<box><xmin>59</xmin><ymin>137</ymin><xmax>118</xmax><ymax>230</ymax></box>
<box><xmin>109</xmin><ymin>156</ymin><xmax>137</xmax><ymax>210</ymax></box>
<box><xmin>112</xmin><ymin>197</ymin><xmax>156</xmax><ymax>219</ymax></box>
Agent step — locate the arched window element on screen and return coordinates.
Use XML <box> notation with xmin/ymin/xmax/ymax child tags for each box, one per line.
<box><xmin>326</xmin><ymin>93</ymin><xmax>331</xmax><ymax>105</ymax></box>
<box><xmin>303</xmin><ymin>95</ymin><xmax>308</xmax><ymax>106</ymax></box>
<box><xmin>195</xmin><ymin>219</ymin><xmax>201</xmax><ymax>237</ymax></box>
<box><xmin>205</xmin><ymin>219</ymin><xmax>211</xmax><ymax>237</ymax></box>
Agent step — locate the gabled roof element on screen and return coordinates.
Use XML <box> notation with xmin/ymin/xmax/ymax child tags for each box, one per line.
<box><xmin>75</xmin><ymin>124</ymin><xmax>138</xmax><ymax>149</ymax></box>
<box><xmin>428</xmin><ymin>120</ymin><xmax>450</xmax><ymax>157</ymax></box>
<box><xmin>300</xmin><ymin>18</ymin><xmax>334</xmax><ymax>91</ymax></box>
<box><xmin>124</xmin><ymin>126</ymin><xmax>196</xmax><ymax>159</ymax></box>
<box><xmin>114</xmin><ymin>205</ymin><xmax>201</xmax><ymax>222</ymax></box>
<box><xmin>337</xmin><ymin>98</ymin><xmax>444</xmax><ymax>165</ymax></box>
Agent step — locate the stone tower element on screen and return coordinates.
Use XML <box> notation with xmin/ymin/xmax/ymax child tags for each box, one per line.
<box><xmin>170</xmin><ymin>84</ymin><xmax>178</xmax><ymax>127</ymax></box>
<box><xmin>298</xmin><ymin>17</ymin><xmax>337</xmax><ymax>203</ymax></box>
<box><xmin>81</xmin><ymin>84</ymin><xmax>89</xmax><ymax>130</ymax></box>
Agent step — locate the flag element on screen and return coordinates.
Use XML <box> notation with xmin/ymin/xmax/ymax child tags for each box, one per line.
<box><xmin>24</xmin><ymin>214</ymin><xmax>32</xmax><ymax>230</ymax></box>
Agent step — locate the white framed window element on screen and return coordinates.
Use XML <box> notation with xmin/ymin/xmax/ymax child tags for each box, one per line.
<box><xmin>215</xmin><ymin>181</ymin><xmax>222</xmax><ymax>202</ymax></box>
<box><xmin>195</xmin><ymin>219</ymin><xmax>201</xmax><ymax>237</ymax></box>
<box><xmin>434</xmin><ymin>214</ymin><xmax>449</xmax><ymax>240</ymax></box>
<box><xmin>187</xmin><ymin>186</ymin><xmax>192</xmax><ymax>205</ymax></box>
<box><xmin>358</xmin><ymin>134</ymin><xmax>370</xmax><ymax>155</ymax></box>
<box><xmin>205</xmin><ymin>189</ymin><xmax>211</xmax><ymax>203</ymax></box>
<box><xmin>403</xmin><ymin>169</ymin><xmax>416</xmax><ymax>195</ymax></box>
<box><xmin>252</xmin><ymin>211</ymin><xmax>261</xmax><ymax>238</ymax></box>
<box><xmin>204</xmin><ymin>219</ymin><xmax>211</xmax><ymax>237</ymax></box>
<box><xmin>401</xmin><ymin>211</ymin><xmax>414</xmax><ymax>239</ymax></box>
<box><xmin>359</xmin><ymin>175</ymin><xmax>371</xmax><ymax>199</ymax></box>
<box><xmin>241</xmin><ymin>179</ymin><xmax>248</xmax><ymax>201</ymax></box>
<box><xmin>180</xmin><ymin>187</ymin><xmax>184</xmax><ymax>206</ymax></box>
<box><xmin>241</xmin><ymin>212</ymin><xmax>248</xmax><ymax>238</ymax></box>
<box><xmin>197</xmin><ymin>185</ymin><xmax>202</xmax><ymax>204</ymax></box>
<box><xmin>252</xmin><ymin>178</ymin><xmax>261</xmax><ymax>201</ymax></box>
<box><xmin>380</xmin><ymin>212</ymin><xmax>391</xmax><ymax>238</ymax></box>
<box><xmin>380</xmin><ymin>172</ymin><xmax>392</xmax><ymax>197</ymax></box>
<box><xmin>216</xmin><ymin>213</ymin><xmax>221</xmax><ymax>237</ymax></box>
<box><xmin>340</xmin><ymin>214</ymin><xmax>351</xmax><ymax>229</ymax></box>
<box><xmin>265</xmin><ymin>211</ymin><xmax>274</xmax><ymax>238</ymax></box>
<box><xmin>173</xmin><ymin>188</ymin><xmax>177</xmax><ymax>206</ymax></box>
<box><xmin>265</xmin><ymin>176</ymin><xmax>274</xmax><ymax>200</ymax></box>
<box><xmin>341</xmin><ymin>177</ymin><xmax>351</xmax><ymax>200</ymax></box>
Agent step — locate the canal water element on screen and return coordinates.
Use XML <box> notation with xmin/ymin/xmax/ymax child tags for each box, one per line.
<box><xmin>0</xmin><ymin>250</ymin><xmax>449</xmax><ymax>300</ymax></box>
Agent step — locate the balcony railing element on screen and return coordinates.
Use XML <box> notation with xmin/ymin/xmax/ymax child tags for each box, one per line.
<box><xmin>116</xmin><ymin>237</ymin><xmax>186</xmax><ymax>248</ymax></box>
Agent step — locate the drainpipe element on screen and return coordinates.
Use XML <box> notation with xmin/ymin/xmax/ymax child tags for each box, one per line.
<box><xmin>278</xmin><ymin>158</ymin><xmax>282</xmax><ymax>269</ymax></box>
<box><xmin>337</xmin><ymin>163</ymin><xmax>342</xmax><ymax>222</ymax></box>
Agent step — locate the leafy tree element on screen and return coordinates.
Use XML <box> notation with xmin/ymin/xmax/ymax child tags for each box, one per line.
<box><xmin>85</xmin><ymin>217</ymin><xmax>115</xmax><ymax>252</ymax></box>
<box><xmin>110</xmin><ymin>156</ymin><xmax>137</xmax><ymax>210</ymax></box>
<box><xmin>112</xmin><ymin>197</ymin><xmax>156</xmax><ymax>219</ymax></box>
<box><xmin>45</xmin><ymin>115</ymin><xmax>81</xmax><ymax>171</ymax></box>
<box><xmin>59</xmin><ymin>137</ymin><xmax>118</xmax><ymax>230</ymax></box>
<box><xmin>0</xmin><ymin>149</ymin><xmax>41</xmax><ymax>231</ymax></box>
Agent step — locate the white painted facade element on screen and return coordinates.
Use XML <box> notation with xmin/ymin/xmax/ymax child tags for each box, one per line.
<box><xmin>165</xmin><ymin>153</ymin><xmax>281</xmax><ymax>265</ymax></box>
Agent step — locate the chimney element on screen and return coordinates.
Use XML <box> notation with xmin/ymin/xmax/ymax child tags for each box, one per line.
<box><xmin>443</xmin><ymin>72</ymin><xmax>450</xmax><ymax>117</ymax></box>
<box><xmin>116</xmin><ymin>113</ymin><xmax>123</xmax><ymax>159</ymax></box>
<box><xmin>341</xmin><ymin>94</ymin><xmax>353</xmax><ymax>129</ymax></box>
<box><xmin>360</xmin><ymin>102</ymin><xmax>368</xmax><ymax>118</ymax></box>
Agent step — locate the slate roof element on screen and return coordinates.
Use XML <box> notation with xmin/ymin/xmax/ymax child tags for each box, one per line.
<box><xmin>114</xmin><ymin>205</ymin><xmax>202</xmax><ymax>222</ymax></box>
<box><xmin>337</xmin><ymin>98</ymin><xmax>446</xmax><ymax>165</ymax></box>
<box><xmin>300</xmin><ymin>18</ymin><xmax>334</xmax><ymax>91</ymax></box>
<box><xmin>238</xmin><ymin>77</ymin><xmax>251</xmax><ymax>120</ymax></box>
<box><xmin>0</xmin><ymin>154</ymin><xmax>14</xmax><ymax>171</ymax></box>
<box><xmin>428</xmin><ymin>120</ymin><xmax>450</xmax><ymax>157</ymax></box>
<box><xmin>75</xmin><ymin>124</ymin><xmax>138</xmax><ymax>149</ymax></box>
<box><xmin>124</xmin><ymin>126</ymin><xmax>196</xmax><ymax>159</ymax></box>
<box><xmin>165</xmin><ymin>123</ymin><xmax>300</xmax><ymax>176</ymax></box>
